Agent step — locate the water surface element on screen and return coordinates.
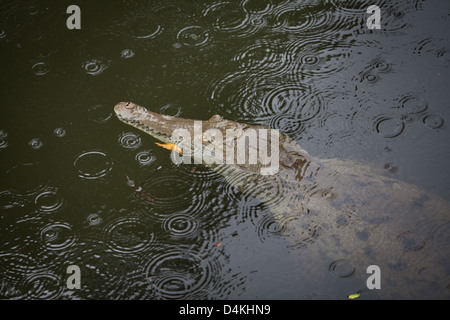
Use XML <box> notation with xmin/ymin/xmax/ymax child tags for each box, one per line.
<box><xmin>1</xmin><ymin>0</ymin><xmax>449</xmax><ymax>299</ymax></box>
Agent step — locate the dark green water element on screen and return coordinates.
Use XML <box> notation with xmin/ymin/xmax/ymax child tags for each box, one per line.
<box><xmin>1</xmin><ymin>0</ymin><xmax>449</xmax><ymax>299</ymax></box>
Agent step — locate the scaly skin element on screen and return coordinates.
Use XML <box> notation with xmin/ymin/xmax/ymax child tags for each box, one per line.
<box><xmin>115</xmin><ymin>101</ymin><xmax>450</xmax><ymax>299</ymax></box>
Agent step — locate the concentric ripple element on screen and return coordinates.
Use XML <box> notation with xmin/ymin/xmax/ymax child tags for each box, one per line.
<box><xmin>6</xmin><ymin>163</ymin><xmax>48</xmax><ymax>195</ymax></box>
<box><xmin>121</xmin><ymin>14</ymin><xmax>162</xmax><ymax>40</ymax></box>
<box><xmin>300</xmin><ymin>53</ymin><xmax>320</xmax><ymax>66</ymax></box>
<box><xmin>32</xmin><ymin>62</ymin><xmax>49</xmax><ymax>76</ymax></box>
<box><xmin>120</xmin><ymin>48</ymin><xmax>135</xmax><ymax>59</ymax></box>
<box><xmin>262</xmin><ymin>84</ymin><xmax>323</xmax><ymax>123</ymax></box>
<box><xmin>138</xmin><ymin>170</ymin><xmax>208</xmax><ymax>219</ymax></box>
<box><xmin>422</xmin><ymin>113</ymin><xmax>444</xmax><ymax>130</ymax></box>
<box><xmin>380</xmin><ymin>5</ymin><xmax>411</xmax><ymax>32</ymax></box>
<box><xmin>29</xmin><ymin>138</ymin><xmax>43</xmax><ymax>150</ymax></box>
<box><xmin>317</xmin><ymin>111</ymin><xmax>355</xmax><ymax>146</ymax></box>
<box><xmin>373</xmin><ymin>116</ymin><xmax>405</xmax><ymax>138</ymax></box>
<box><xmin>328</xmin><ymin>259</ymin><xmax>356</xmax><ymax>278</ymax></box>
<box><xmin>175</xmin><ymin>163</ymin><xmax>224</xmax><ymax>202</ymax></box>
<box><xmin>88</xmin><ymin>104</ymin><xmax>113</xmax><ymax>123</ymax></box>
<box><xmin>267</xmin><ymin>113</ymin><xmax>305</xmax><ymax>138</ymax></box>
<box><xmin>371</xmin><ymin>57</ymin><xmax>392</xmax><ymax>73</ymax></box>
<box><xmin>396</xmin><ymin>231</ymin><xmax>426</xmax><ymax>252</ymax></box>
<box><xmin>436</xmin><ymin>47</ymin><xmax>450</xmax><ymax>63</ymax></box>
<box><xmin>0</xmin><ymin>253</ymin><xmax>45</xmax><ymax>282</ymax></box>
<box><xmin>34</xmin><ymin>187</ymin><xmax>64</xmax><ymax>214</ymax></box>
<box><xmin>413</xmin><ymin>37</ymin><xmax>450</xmax><ymax>63</ymax></box>
<box><xmin>254</xmin><ymin>213</ymin><xmax>285</xmax><ymax>240</ymax></box>
<box><xmin>203</xmin><ymin>2</ymin><xmax>260</xmax><ymax>38</ymax></box>
<box><xmin>362</xmin><ymin>72</ymin><xmax>379</xmax><ymax>83</ymax></box>
<box><xmin>251</xmin><ymin>206</ymin><xmax>319</xmax><ymax>249</ymax></box>
<box><xmin>219</xmin><ymin>167</ymin><xmax>289</xmax><ymax>212</ymax></box>
<box><xmin>177</xmin><ymin>26</ymin><xmax>210</xmax><ymax>47</ymax></box>
<box><xmin>413</xmin><ymin>37</ymin><xmax>433</xmax><ymax>56</ymax></box>
<box><xmin>82</xmin><ymin>59</ymin><xmax>108</xmax><ymax>76</ymax></box>
<box><xmin>0</xmin><ymin>190</ymin><xmax>25</xmax><ymax>211</ymax></box>
<box><xmin>162</xmin><ymin>213</ymin><xmax>200</xmax><ymax>239</ymax></box>
<box><xmin>285</xmin><ymin>38</ymin><xmax>353</xmax><ymax>80</ymax></box>
<box><xmin>142</xmin><ymin>247</ymin><xmax>221</xmax><ymax>299</ymax></box>
<box><xmin>241</xmin><ymin>0</ymin><xmax>273</xmax><ymax>14</ymax></box>
<box><xmin>53</xmin><ymin>127</ymin><xmax>66</xmax><ymax>138</ymax></box>
<box><xmin>232</xmin><ymin>39</ymin><xmax>288</xmax><ymax>76</ymax></box>
<box><xmin>118</xmin><ymin>132</ymin><xmax>142</xmax><ymax>149</ymax></box>
<box><xmin>207</xmin><ymin>72</ymin><xmax>265</xmax><ymax>121</ymax></box>
<box><xmin>396</xmin><ymin>94</ymin><xmax>428</xmax><ymax>114</ymax></box>
<box><xmin>273</xmin><ymin>4</ymin><xmax>341</xmax><ymax>36</ymax></box>
<box><xmin>103</xmin><ymin>217</ymin><xmax>155</xmax><ymax>256</ymax></box>
<box><xmin>160</xmin><ymin>103</ymin><xmax>182</xmax><ymax>117</ymax></box>
<box><xmin>73</xmin><ymin>150</ymin><xmax>113</xmax><ymax>180</ymax></box>
<box><xmin>39</xmin><ymin>222</ymin><xmax>77</xmax><ymax>252</ymax></box>
<box><xmin>18</xmin><ymin>273</ymin><xmax>63</xmax><ymax>299</ymax></box>
<box><xmin>86</xmin><ymin>213</ymin><xmax>103</xmax><ymax>226</ymax></box>
<box><xmin>135</xmin><ymin>150</ymin><xmax>156</xmax><ymax>166</ymax></box>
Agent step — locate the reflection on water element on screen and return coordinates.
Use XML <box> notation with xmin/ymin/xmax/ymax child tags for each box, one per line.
<box><xmin>0</xmin><ymin>0</ymin><xmax>449</xmax><ymax>299</ymax></box>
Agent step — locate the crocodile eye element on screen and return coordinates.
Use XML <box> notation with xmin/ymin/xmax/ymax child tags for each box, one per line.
<box><xmin>209</xmin><ymin>114</ymin><xmax>223</xmax><ymax>122</ymax></box>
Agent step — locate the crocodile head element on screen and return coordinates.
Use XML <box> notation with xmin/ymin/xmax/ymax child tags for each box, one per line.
<box><xmin>114</xmin><ymin>101</ymin><xmax>194</xmax><ymax>144</ymax></box>
<box><xmin>114</xmin><ymin>101</ymin><xmax>293</xmax><ymax>176</ymax></box>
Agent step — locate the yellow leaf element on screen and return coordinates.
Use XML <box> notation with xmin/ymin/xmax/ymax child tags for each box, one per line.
<box><xmin>155</xmin><ymin>142</ymin><xmax>183</xmax><ymax>154</ymax></box>
<box><xmin>347</xmin><ymin>293</ymin><xmax>360</xmax><ymax>299</ymax></box>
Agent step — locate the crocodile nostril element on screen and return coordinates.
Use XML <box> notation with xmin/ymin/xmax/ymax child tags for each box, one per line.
<box><xmin>125</xmin><ymin>102</ymin><xmax>131</xmax><ymax>107</ymax></box>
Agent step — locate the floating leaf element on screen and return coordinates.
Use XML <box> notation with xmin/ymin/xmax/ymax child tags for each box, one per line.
<box><xmin>347</xmin><ymin>293</ymin><xmax>361</xmax><ymax>299</ymax></box>
<box><xmin>155</xmin><ymin>142</ymin><xmax>183</xmax><ymax>154</ymax></box>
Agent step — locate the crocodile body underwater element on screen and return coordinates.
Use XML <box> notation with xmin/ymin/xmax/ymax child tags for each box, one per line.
<box><xmin>114</xmin><ymin>101</ymin><xmax>450</xmax><ymax>299</ymax></box>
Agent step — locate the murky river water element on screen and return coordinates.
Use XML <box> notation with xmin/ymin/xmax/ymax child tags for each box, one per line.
<box><xmin>1</xmin><ymin>0</ymin><xmax>449</xmax><ymax>299</ymax></box>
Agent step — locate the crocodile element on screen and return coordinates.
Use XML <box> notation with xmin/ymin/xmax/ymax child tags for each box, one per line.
<box><xmin>114</xmin><ymin>101</ymin><xmax>450</xmax><ymax>299</ymax></box>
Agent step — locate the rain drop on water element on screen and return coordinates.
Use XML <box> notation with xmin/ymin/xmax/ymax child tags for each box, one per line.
<box><xmin>29</xmin><ymin>138</ymin><xmax>43</xmax><ymax>149</ymax></box>
<box><xmin>83</xmin><ymin>59</ymin><xmax>108</xmax><ymax>76</ymax></box>
<box><xmin>328</xmin><ymin>259</ymin><xmax>356</xmax><ymax>278</ymax></box>
<box><xmin>88</xmin><ymin>104</ymin><xmax>112</xmax><ymax>123</ymax></box>
<box><xmin>53</xmin><ymin>127</ymin><xmax>66</xmax><ymax>138</ymax></box>
<box><xmin>121</xmin><ymin>49</ymin><xmax>135</xmax><ymax>58</ymax></box>
<box><xmin>73</xmin><ymin>150</ymin><xmax>113</xmax><ymax>180</ymax></box>
<box><xmin>34</xmin><ymin>188</ymin><xmax>64</xmax><ymax>213</ymax></box>
<box><xmin>177</xmin><ymin>26</ymin><xmax>210</xmax><ymax>47</ymax></box>
<box><xmin>374</xmin><ymin>117</ymin><xmax>404</xmax><ymax>138</ymax></box>
<box><xmin>32</xmin><ymin>62</ymin><xmax>49</xmax><ymax>76</ymax></box>
<box><xmin>422</xmin><ymin>113</ymin><xmax>444</xmax><ymax>129</ymax></box>
<box><xmin>135</xmin><ymin>150</ymin><xmax>155</xmax><ymax>166</ymax></box>
<box><xmin>39</xmin><ymin>222</ymin><xmax>76</xmax><ymax>252</ymax></box>
<box><xmin>118</xmin><ymin>132</ymin><xmax>142</xmax><ymax>149</ymax></box>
